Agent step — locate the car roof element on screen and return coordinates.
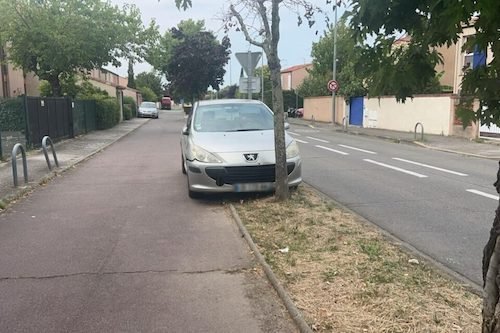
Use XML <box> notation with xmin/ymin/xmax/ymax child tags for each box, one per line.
<box><xmin>196</xmin><ymin>99</ymin><xmax>265</xmax><ymax>106</ymax></box>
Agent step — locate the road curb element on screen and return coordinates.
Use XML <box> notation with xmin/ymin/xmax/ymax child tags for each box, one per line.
<box><xmin>0</xmin><ymin>119</ymin><xmax>149</xmax><ymax>211</ymax></box>
<box><xmin>229</xmin><ymin>204</ymin><xmax>313</xmax><ymax>333</ymax></box>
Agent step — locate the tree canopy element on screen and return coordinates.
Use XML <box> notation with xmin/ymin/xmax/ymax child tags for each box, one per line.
<box><xmin>0</xmin><ymin>0</ymin><xmax>156</xmax><ymax>96</ymax></box>
<box><xmin>161</xmin><ymin>21</ymin><xmax>230</xmax><ymax>102</ymax></box>
<box><xmin>136</xmin><ymin>72</ymin><xmax>164</xmax><ymax>100</ymax></box>
<box><xmin>348</xmin><ymin>0</ymin><xmax>499</xmax><ymax>126</ymax></box>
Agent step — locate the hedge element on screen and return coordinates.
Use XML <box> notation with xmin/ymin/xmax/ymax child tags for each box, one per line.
<box><xmin>123</xmin><ymin>96</ymin><xmax>137</xmax><ymax>119</ymax></box>
<box><xmin>0</xmin><ymin>97</ymin><xmax>25</xmax><ymax>131</ymax></box>
<box><xmin>95</xmin><ymin>96</ymin><xmax>120</xmax><ymax>130</ymax></box>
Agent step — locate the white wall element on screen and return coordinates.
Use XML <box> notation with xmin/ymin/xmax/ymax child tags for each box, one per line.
<box><xmin>364</xmin><ymin>95</ymin><xmax>453</xmax><ymax>135</ymax></box>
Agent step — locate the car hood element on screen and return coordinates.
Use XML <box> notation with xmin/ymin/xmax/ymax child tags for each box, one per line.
<box><xmin>192</xmin><ymin>130</ymin><xmax>292</xmax><ymax>153</ymax></box>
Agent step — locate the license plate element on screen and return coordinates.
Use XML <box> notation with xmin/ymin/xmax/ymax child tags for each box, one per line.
<box><xmin>233</xmin><ymin>182</ymin><xmax>274</xmax><ymax>192</ymax></box>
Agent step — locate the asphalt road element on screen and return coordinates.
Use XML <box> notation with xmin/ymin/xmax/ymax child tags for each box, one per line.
<box><xmin>289</xmin><ymin>124</ymin><xmax>498</xmax><ymax>287</ymax></box>
<box><xmin>0</xmin><ymin>111</ymin><xmax>297</xmax><ymax>333</ymax></box>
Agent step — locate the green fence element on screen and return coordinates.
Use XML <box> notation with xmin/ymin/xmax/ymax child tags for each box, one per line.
<box><xmin>73</xmin><ymin>100</ymin><xmax>97</xmax><ymax>136</ymax></box>
<box><xmin>0</xmin><ymin>97</ymin><xmax>27</xmax><ymax>160</ymax></box>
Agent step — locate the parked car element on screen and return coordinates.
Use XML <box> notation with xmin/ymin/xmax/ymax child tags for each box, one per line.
<box><xmin>180</xmin><ymin>99</ymin><xmax>302</xmax><ymax>198</ymax></box>
<box><xmin>161</xmin><ymin>96</ymin><xmax>172</xmax><ymax>110</ymax></box>
<box><xmin>137</xmin><ymin>101</ymin><xmax>159</xmax><ymax>118</ymax></box>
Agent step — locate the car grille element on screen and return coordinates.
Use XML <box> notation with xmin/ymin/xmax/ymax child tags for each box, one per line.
<box><xmin>205</xmin><ymin>163</ymin><xmax>295</xmax><ymax>185</ymax></box>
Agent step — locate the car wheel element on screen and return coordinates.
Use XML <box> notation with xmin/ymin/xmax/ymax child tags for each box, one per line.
<box><xmin>181</xmin><ymin>155</ymin><xmax>186</xmax><ymax>174</ymax></box>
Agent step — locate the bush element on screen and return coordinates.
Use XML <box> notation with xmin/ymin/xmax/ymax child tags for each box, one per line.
<box><xmin>94</xmin><ymin>96</ymin><xmax>120</xmax><ymax>130</ymax></box>
<box><xmin>123</xmin><ymin>96</ymin><xmax>137</xmax><ymax>118</ymax></box>
<box><xmin>123</xmin><ymin>104</ymin><xmax>132</xmax><ymax>120</ymax></box>
<box><xmin>0</xmin><ymin>97</ymin><xmax>25</xmax><ymax>131</ymax></box>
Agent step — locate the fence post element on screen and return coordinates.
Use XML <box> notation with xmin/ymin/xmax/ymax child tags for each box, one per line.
<box><xmin>23</xmin><ymin>95</ymin><xmax>30</xmax><ymax>148</ymax></box>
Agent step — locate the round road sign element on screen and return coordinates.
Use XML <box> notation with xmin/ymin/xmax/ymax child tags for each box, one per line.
<box><xmin>327</xmin><ymin>80</ymin><xmax>340</xmax><ymax>93</ymax></box>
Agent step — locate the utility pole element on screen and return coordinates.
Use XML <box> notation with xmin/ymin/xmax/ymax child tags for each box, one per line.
<box><xmin>331</xmin><ymin>2</ymin><xmax>339</xmax><ymax>125</ymax></box>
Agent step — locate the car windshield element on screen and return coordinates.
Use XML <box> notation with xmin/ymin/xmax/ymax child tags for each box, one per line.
<box><xmin>193</xmin><ymin>103</ymin><xmax>274</xmax><ymax>132</ymax></box>
<box><xmin>141</xmin><ymin>102</ymin><xmax>156</xmax><ymax>108</ymax></box>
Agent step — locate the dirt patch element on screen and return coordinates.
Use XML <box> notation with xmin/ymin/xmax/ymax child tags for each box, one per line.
<box><xmin>234</xmin><ymin>185</ymin><xmax>481</xmax><ymax>332</ymax></box>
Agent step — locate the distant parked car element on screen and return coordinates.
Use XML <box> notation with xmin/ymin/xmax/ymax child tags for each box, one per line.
<box><xmin>138</xmin><ymin>101</ymin><xmax>159</xmax><ymax>118</ymax></box>
<box><xmin>161</xmin><ymin>96</ymin><xmax>172</xmax><ymax>110</ymax></box>
<box><xmin>180</xmin><ymin>99</ymin><xmax>302</xmax><ymax>198</ymax></box>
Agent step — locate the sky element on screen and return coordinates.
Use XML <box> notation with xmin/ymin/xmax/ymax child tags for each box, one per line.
<box><xmin>105</xmin><ymin>0</ymin><xmax>344</xmax><ymax>88</ymax></box>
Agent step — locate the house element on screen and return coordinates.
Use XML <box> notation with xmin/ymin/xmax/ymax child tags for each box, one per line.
<box><xmin>280</xmin><ymin>64</ymin><xmax>312</xmax><ymax>91</ymax></box>
<box><xmin>0</xmin><ymin>45</ymin><xmax>141</xmax><ymax>112</ymax></box>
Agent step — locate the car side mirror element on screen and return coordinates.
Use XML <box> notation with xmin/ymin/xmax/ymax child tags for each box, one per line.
<box><xmin>182</xmin><ymin>126</ymin><xmax>189</xmax><ymax>135</ymax></box>
<box><xmin>284</xmin><ymin>122</ymin><xmax>290</xmax><ymax>130</ymax></box>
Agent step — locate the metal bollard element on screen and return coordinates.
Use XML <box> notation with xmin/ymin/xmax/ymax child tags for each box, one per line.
<box><xmin>42</xmin><ymin>136</ymin><xmax>59</xmax><ymax>171</ymax></box>
<box><xmin>414</xmin><ymin>122</ymin><xmax>424</xmax><ymax>141</ymax></box>
<box><xmin>11</xmin><ymin>143</ymin><xmax>28</xmax><ymax>187</ymax></box>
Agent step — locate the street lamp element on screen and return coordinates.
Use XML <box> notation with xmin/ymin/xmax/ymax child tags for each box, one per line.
<box><xmin>331</xmin><ymin>0</ymin><xmax>341</xmax><ymax>125</ymax></box>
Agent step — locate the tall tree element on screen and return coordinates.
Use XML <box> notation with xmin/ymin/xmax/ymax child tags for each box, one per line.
<box><xmin>165</xmin><ymin>23</ymin><xmax>230</xmax><ymax>102</ymax></box>
<box><xmin>136</xmin><ymin>71</ymin><xmax>164</xmax><ymax>99</ymax></box>
<box><xmin>226</xmin><ymin>0</ymin><xmax>325</xmax><ymax>201</ymax></box>
<box><xmin>348</xmin><ymin>0</ymin><xmax>499</xmax><ymax>127</ymax></box>
<box><xmin>127</xmin><ymin>59</ymin><xmax>137</xmax><ymax>89</ymax></box>
<box><xmin>347</xmin><ymin>1</ymin><xmax>500</xmax><ymax>330</ymax></box>
<box><xmin>0</xmin><ymin>0</ymin><xmax>156</xmax><ymax>96</ymax></box>
<box><xmin>298</xmin><ymin>17</ymin><xmax>366</xmax><ymax>99</ymax></box>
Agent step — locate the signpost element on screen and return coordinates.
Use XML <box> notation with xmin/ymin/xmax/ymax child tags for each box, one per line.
<box><xmin>236</xmin><ymin>51</ymin><xmax>262</xmax><ymax>99</ymax></box>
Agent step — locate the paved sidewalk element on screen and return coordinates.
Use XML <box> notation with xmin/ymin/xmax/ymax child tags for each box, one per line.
<box><xmin>288</xmin><ymin>117</ymin><xmax>500</xmax><ymax>160</ymax></box>
<box><xmin>0</xmin><ymin>118</ymin><xmax>149</xmax><ymax>209</ymax></box>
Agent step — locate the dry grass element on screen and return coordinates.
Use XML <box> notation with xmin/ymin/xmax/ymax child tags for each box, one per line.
<box><xmin>234</xmin><ymin>185</ymin><xmax>481</xmax><ymax>332</ymax></box>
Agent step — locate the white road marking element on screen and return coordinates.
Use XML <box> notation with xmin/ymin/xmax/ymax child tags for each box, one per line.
<box><xmin>294</xmin><ymin>139</ymin><xmax>309</xmax><ymax>144</ymax></box>
<box><xmin>392</xmin><ymin>158</ymin><xmax>468</xmax><ymax>176</ymax></box>
<box><xmin>288</xmin><ymin>131</ymin><xmax>300</xmax><ymax>136</ymax></box>
<box><xmin>466</xmin><ymin>189</ymin><xmax>499</xmax><ymax>201</ymax></box>
<box><xmin>364</xmin><ymin>159</ymin><xmax>428</xmax><ymax>178</ymax></box>
<box><xmin>338</xmin><ymin>144</ymin><xmax>377</xmax><ymax>155</ymax></box>
<box><xmin>307</xmin><ymin>136</ymin><xmax>329</xmax><ymax>143</ymax></box>
<box><xmin>315</xmin><ymin>145</ymin><xmax>349</xmax><ymax>155</ymax></box>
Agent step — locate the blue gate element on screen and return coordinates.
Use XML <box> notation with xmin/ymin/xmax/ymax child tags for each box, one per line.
<box><xmin>349</xmin><ymin>96</ymin><xmax>364</xmax><ymax>126</ymax></box>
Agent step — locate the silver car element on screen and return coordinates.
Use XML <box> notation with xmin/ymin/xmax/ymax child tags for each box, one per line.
<box><xmin>137</xmin><ymin>101</ymin><xmax>159</xmax><ymax>118</ymax></box>
<box><xmin>180</xmin><ymin>99</ymin><xmax>302</xmax><ymax>198</ymax></box>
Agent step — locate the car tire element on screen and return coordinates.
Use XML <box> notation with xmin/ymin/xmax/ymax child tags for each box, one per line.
<box><xmin>181</xmin><ymin>155</ymin><xmax>186</xmax><ymax>174</ymax></box>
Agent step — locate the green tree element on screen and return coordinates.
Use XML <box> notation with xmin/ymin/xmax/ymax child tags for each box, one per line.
<box><xmin>227</xmin><ymin>0</ymin><xmax>325</xmax><ymax>201</ymax></box>
<box><xmin>136</xmin><ymin>72</ymin><xmax>164</xmax><ymax>99</ymax></box>
<box><xmin>347</xmin><ymin>1</ymin><xmax>500</xmax><ymax>330</ymax></box>
<box><xmin>139</xmin><ymin>86</ymin><xmax>157</xmax><ymax>102</ymax></box>
<box><xmin>348</xmin><ymin>0</ymin><xmax>499</xmax><ymax>127</ymax></box>
<box><xmin>127</xmin><ymin>59</ymin><xmax>137</xmax><ymax>89</ymax></box>
<box><xmin>298</xmin><ymin>18</ymin><xmax>366</xmax><ymax>99</ymax></box>
<box><xmin>165</xmin><ymin>23</ymin><xmax>230</xmax><ymax>102</ymax></box>
<box><xmin>0</xmin><ymin>0</ymin><xmax>156</xmax><ymax>96</ymax></box>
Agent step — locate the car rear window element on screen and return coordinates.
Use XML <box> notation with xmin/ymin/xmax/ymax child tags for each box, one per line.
<box><xmin>193</xmin><ymin>103</ymin><xmax>274</xmax><ymax>132</ymax></box>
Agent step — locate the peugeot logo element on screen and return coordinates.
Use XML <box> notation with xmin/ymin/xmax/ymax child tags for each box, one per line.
<box><xmin>244</xmin><ymin>153</ymin><xmax>258</xmax><ymax>162</ymax></box>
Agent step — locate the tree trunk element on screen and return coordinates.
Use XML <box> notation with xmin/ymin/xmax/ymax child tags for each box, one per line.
<box><xmin>482</xmin><ymin>161</ymin><xmax>500</xmax><ymax>332</ymax></box>
<box><xmin>269</xmin><ymin>0</ymin><xmax>288</xmax><ymax>201</ymax></box>
<box><xmin>48</xmin><ymin>75</ymin><xmax>62</xmax><ymax>97</ymax></box>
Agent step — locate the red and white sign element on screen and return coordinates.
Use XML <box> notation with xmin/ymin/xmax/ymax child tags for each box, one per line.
<box><xmin>327</xmin><ymin>80</ymin><xmax>340</xmax><ymax>93</ymax></box>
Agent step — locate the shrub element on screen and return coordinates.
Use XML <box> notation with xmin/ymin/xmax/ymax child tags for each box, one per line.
<box><xmin>123</xmin><ymin>96</ymin><xmax>137</xmax><ymax>118</ymax></box>
<box><xmin>0</xmin><ymin>97</ymin><xmax>25</xmax><ymax>131</ymax></box>
<box><xmin>94</xmin><ymin>96</ymin><xmax>120</xmax><ymax>130</ymax></box>
<box><xmin>123</xmin><ymin>104</ymin><xmax>132</xmax><ymax>120</ymax></box>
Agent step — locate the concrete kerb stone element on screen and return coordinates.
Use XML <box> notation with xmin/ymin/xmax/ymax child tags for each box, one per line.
<box><xmin>229</xmin><ymin>204</ymin><xmax>313</xmax><ymax>333</ymax></box>
<box><xmin>0</xmin><ymin>119</ymin><xmax>150</xmax><ymax>211</ymax></box>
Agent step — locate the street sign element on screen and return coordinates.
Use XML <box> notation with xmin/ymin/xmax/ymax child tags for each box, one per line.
<box><xmin>235</xmin><ymin>52</ymin><xmax>262</xmax><ymax>76</ymax></box>
<box><xmin>239</xmin><ymin>77</ymin><xmax>261</xmax><ymax>93</ymax></box>
<box><xmin>328</xmin><ymin>80</ymin><xmax>340</xmax><ymax>93</ymax></box>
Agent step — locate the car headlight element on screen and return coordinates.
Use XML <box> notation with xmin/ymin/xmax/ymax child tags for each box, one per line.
<box><xmin>286</xmin><ymin>140</ymin><xmax>300</xmax><ymax>159</ymax></box>
<box><xmin>189</xmin><ymin>143</ymin><xmax>222</xmax><ymax>163</ymax></box>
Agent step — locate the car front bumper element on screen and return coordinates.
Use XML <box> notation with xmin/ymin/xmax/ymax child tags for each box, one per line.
<box><xmin>186</xmin><ymin>157</ymin><xmax>302</xmax><ymax>193</ymax></box>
